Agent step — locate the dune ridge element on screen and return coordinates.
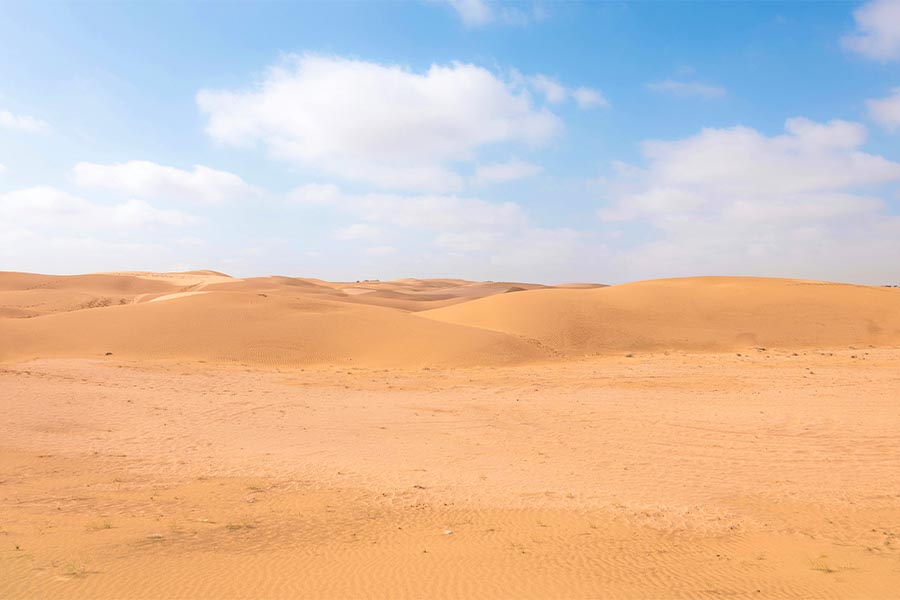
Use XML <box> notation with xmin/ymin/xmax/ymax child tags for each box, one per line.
<box><xmin>422</xmin><ymin>276</ymin><xmax>900</xmax><ymax>354</ymax></box>
<box><xmin>1</xmin><ymin>272</ymin><xmax>899</xmax><ymax>367</ymax></box>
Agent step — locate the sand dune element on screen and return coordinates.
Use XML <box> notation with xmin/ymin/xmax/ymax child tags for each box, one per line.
<box><xmin>0</xmin><ymin>272</ymin><xmax>183</xmax><ymax>318</ymax></box>
<box><xmin>4</xmin><ymin>270</ymin><xmax>900</xmax><ymax>598</ymax></box>
<box><xmin>0</xmin><ymin>287</ymin><xmax>544</xmax><ymax>367</ymax></box>
<box><xmin>423</xmin><ymin>276</ymin><xmax>900</xmax><ymax>354</ymax></box>
<box><xmin>103</xmin><ymin>270</ymin><xmax>236</xmax><ymax>287</ymax></box>
<box><xmin>3</xmin><ymin>272</ymin><xmax>900</xmax><ymax>367</ymax></box>
<box><xmin>0</xmin><ymin>271</ymin><xmax>560</xmax><ymax>366</ymax></box>
<box><xmin>146</xmin><ymin>291</ymin><xmax>209</xmax><ymax>303</ymax></box>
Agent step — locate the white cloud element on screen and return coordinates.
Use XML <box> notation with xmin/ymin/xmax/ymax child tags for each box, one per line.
<box><xmin>572</xmin><ymin>87</ymin><xmax>609</xmax><ymax>108</ymax></box>
<box><xmin>598</xmin><ymin>118</ymin><xmax>900</xmax><ymax>281</ymax></box>
<box><xmin>327</xmin><ymin>189</ymin><xmax>527</xmax><ymax>230</ymax></box>
<box><xmin>528</xmin><ymin>74</ymin><xmax>568</xmax><ymax>103</ymax></box>
<box><xmin>0</xmin><ymin>183</ymin><xmax>204</xmax><ymax>275</ymax></box>
<box><xmin>473</xmin><ymin>159</ymin><xmax>542</xmax><ymax>184</ymax></box>
<box><xmin>288</xmin><ymin>183</ymin><xmax>342</xmax><ymax>206</ymax></box>
<box><xmin>843</xmin><ymin>0</ymin><xmax>900</xmax><ymax>61</ymax></box>
<box><xmin>0</xmin><ymin>109</ymin><xmax>50</xmax><ymax>133</ymax></box>
<box><xmin>488</xmin><ymin>227</ymin><xmax>581</xmax><ymax>271</ymax></box>
<box><xmin>632</xmin><ymin>118</ymin><xmax>895</xmax><ymax>195</ymax></box>
<box><xmin>198</xmin><ymin>54</ymin><xmax>562</xmax><ymax>192</ymax></box>
<box><xmin>286</xmin><ymin>182</ymin><xmax>589</xmax><ymax>280</ymax></box>
<box><xmin>445</xmin><ymin>0</ymin><xmax>493</xmax><ymax>26</ymax></box>
<box><xmin>286</xmin><ymin>183</ymin><xmax>527</xmax><ymax>232</ymax></box>
<box><xmin>0</xmin><ymin>186</ymin><xmax>195</xmax><ymax>230</ymax></box>
<box><xmin>0</xmin><ymin>163</ymin><xmax>6</xmax><ymax>174</ymax></box>
<box><xmin>333</xmin><ymin>223</ymin><xmax>382</xmax><ymax>240</ymax></box>
<box><xmin>73</xmin><ymin>160</ymin><xmax>254</xmax><ymax>204</ymax></box>
<box><xmin>867</xmin><ymin>87</ymin><xmax>900</xmax><ymax>131</ymax></box>
<box><xmin>435</xmin><ymin>230</ymin><xmax>500</xmax><ymax>252</ymax></box>
<box><xmin>646</xmin><ymin>79</ymin><xmax>727</xmax><ymax>100</ymax></box>
<box><xmin>0</xmin><ymin>224</ymin><xmax>179</xmax><ymax>275</ymax></box>
<box><xmin>442</xmin><ymin>0</ymin><xmax>543</xmax><ymax>27</ymax></box>
<box><xmin>434</xmin><ymin>227</ymin><xmax>585</xmax><ymax>280</ymax></box>
<box><xmin>515</xmin><ymin>71</ymin><xmax>607</xmax><ymax>109</ymax></box>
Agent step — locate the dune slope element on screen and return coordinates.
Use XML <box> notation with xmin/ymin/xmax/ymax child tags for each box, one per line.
<box><xmin>422</xmin><ymin>276</ymin><xmax>900</xmax><ymax>354</ymax></box>
<box><xmin>0</xmin><ymin>290</ymin><xmax>546</xmax><ymax>367</ymax></box>
<box><xmin>0</xmin><ymin>272</ymin><xmax>183</xmax><ymax>318</ymax></box>
<box><xmin>4</xmin><ymin>273</ymin><xmax>899</xmax><ymax>367</ymax></box>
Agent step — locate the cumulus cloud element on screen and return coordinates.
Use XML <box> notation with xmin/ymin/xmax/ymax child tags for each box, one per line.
<box><xmin>338</xmin><ymin>189</ymin><xmax>526</xmax><ymax>230</ymax></box>
<box><xmin>0</xmin><ymin>186</ymin><xmax>195</xmax><ymax>230</ymax></box>
<box><xmin>198</xmin><ymin>54</ymin><xmax>562</xmax><ymax>192</ymax></box>
<box><xmin>598</xmin><ymin>118</ymin><xmax>900</xmax><ymax>282</ymax></box>
<box><xmin>843</xmin><ymin>0</ymin><xmax>900</xmax><ymax>61</ymax></box>
<box><xmin>0</xmin><ymin>224</ymin><xmax>179</xmax><ymax>275</ymax></box>
<box><xmin>289</xmin><ymin>182</ymin><xmax>526</xmax><ymax>230</ymax></box>
<box><xmin>867</xmin><ymin>88</ymin><xmax>900</xmax><ymax>131</ymax></box>
<box><xmin>73</xmin><ymin>160</ymin><xmax>254</xmax><ymax>204</ymax></box>
<box><xmin>0</xmin><ymin>109</ymin><xmax>50</xmax><ymax>133</ymax></box>
<box><xmin>473</xmin><ymin>159</ymin><xmax>543</xmax><ymax>184</ymax></box>
<box><xmin>286</xmin><ymin>182</ymin><xmax>588</xmax><ymax>281</ymax></box>
<box><xmin>646</xmin><ymin>79</ymin><xmax>727</xmax><ymax>100</ymax></box>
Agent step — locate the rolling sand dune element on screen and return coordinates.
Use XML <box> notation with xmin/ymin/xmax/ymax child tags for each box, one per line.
<box><xmin>423</xmin><ymin>276</ymin><xmax>900</xmax><ymax>354</ymax></box>
<box><xmin>3</xmin><ymin>272</ymin><xmax>899</xmax><ymax>366</ymax></box>
<box><xmin>0</xmin><ymin>272</ymin><xmax>185</xmax><ymax>318</ymax></box>
<box><xmin>0</xmin><ymin>289</ymin><xmax>544</xmax><ymax>367</ymax></box>
<box><xmin>3</xmin><ymin>271</ymin><xmax>900</xmax><ymax>598</ymax></box>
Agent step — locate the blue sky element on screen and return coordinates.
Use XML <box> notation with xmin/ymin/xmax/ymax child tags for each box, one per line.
<box><xmin>1</xmin><ymin>0</ymin><xmax>899</xmax><ymax>283</ymax></box>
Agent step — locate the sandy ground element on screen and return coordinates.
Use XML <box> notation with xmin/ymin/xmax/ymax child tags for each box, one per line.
<box><xmin>3</xmin><ymin>351</ymin><xmax>900</xmax><ymax>598</ymax></box>
<box><xmin>2</xmin><ymin>271</ymin><xmax>900</xmax><ymax>598</ymax></box>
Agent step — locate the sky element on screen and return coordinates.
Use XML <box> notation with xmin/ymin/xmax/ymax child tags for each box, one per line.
<box><xmin>1</xmin><ymin>0</ymin><xmax>900</xmax><ymax>284</ymax></box>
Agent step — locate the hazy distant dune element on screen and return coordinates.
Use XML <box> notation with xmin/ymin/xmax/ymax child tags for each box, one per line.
<box><xmin>2</xmin><ymin>272</ymin><xmax>899</xmax><ymax>367</ymax></box>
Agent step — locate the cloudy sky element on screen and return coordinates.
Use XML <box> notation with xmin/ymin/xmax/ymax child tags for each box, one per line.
<box><xmin>2</xmin><ymin>0</ymin><xmax>900</xmax><ymax>284</ymax></box>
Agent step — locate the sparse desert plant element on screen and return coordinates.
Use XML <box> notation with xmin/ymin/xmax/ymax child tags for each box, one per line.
<box><xmin>63</xmin><ymin>561</ymin><xmax>88</xmax><ymax>578</ymax></box>
<box><xmin>80</xmin><ymin>297</ymin><xmax>113</xmax><ymax>309</ymax></box>
<box><xmin>809</xmin><ymin>556</ymin><xmax>836</xmax><ymax>574</ymax></box>
<box><xmin>225</xmin><ymin>519</ymin><xmax>256</xmax><ymax>531</ymax></box>
<box><xmin>85</xmin><ymin>519</ymin><xmax>113</xmax><ymax>532</ymax></box>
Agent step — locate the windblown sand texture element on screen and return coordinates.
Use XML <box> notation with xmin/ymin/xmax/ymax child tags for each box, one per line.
<box><xmin>2</xmin><ymin>270</ymin><xmax>900</xmax><ymax>598</ymax></box>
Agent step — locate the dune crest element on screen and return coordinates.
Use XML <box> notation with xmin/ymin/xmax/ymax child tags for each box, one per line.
<box><xmin>422</xmin><ymin>276</ymin><xmax>900</xmax><ymax>354</ymax></box>
<box><xmin>2</xmin><ymin>272</ymin><xmax>899</xmax><ymax>367</ymax></box>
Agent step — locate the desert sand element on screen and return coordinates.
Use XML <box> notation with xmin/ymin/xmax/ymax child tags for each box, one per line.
<box><xmin>2</xmin><ymin>270</ymin><xmax>900</xmax><ymax>598</ymax></box>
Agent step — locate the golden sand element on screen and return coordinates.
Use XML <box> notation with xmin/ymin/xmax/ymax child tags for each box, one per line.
<box><xmin>2</xmin><ymin>271</ymin><xmax>899</xmax><ymax>598</ymax></box>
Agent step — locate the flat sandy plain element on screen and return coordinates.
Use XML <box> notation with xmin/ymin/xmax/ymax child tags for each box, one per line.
<box><xmin>2</xmin><ymin>271</ymin><xmax>900</xmax><ymax>598</ymax></box>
